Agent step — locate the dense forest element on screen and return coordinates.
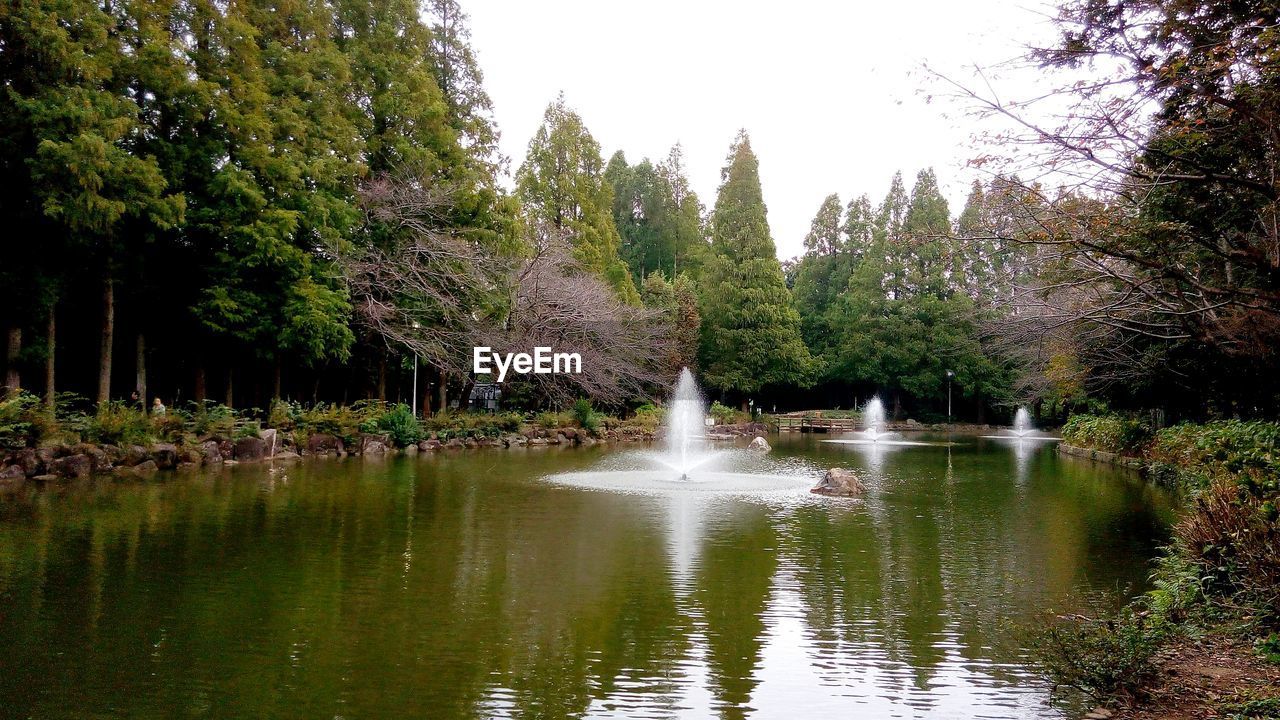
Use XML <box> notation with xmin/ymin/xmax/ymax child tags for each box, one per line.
<box><xmin>2</xmin><ymin>0</ymin><xmax>1278</xmax><ymax>425</ymax></box>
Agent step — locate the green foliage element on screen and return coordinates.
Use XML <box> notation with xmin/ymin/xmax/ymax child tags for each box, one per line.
<box><xmin>1030</xmin><ymin>608</ymin><xmax>1165</xmax><ymax>701</ymax></box>
<box><xmin>1061</xmin><ymin>414</ymin><xmax>1152</xmax><ymax>455</ymax></box>
<box><xmin>708</xmin><ymin>401</ymin><xmax>746</xmax><ymax>425</ymax></box>
<box><xmin>516</xmin><ymin>96</ymin><xmax>639</xmax><ymax>303</ymax></box>
<box><xmin>1222</xmin><ymin>697</ymin><xmax>1280</xmax><ymax>720</ymax></box>
<box><xmin>423</xmin><ymin>410</ymin><xmax>523</xmax><ymax>440</ymax></box>
<box><xmin>1255</xmin><ymin>634</ymin><xmax>1280</xmax><ymax>665</ymax></box>
<box><xmin>0</xmin><ymin>392</ymin><xmax>44</xmax><ymax>451</ymax></box>
<box><xmin>699</xmin><ymin>132</ymin><xmax>813</xmax><ymax>395</ymax></box>
<box><xmin>625</xmin><ymin>403</ymin><xmax>666</xmax><ymax>432</ymax></box>
<box><xmin>377</xmin><ymin>404</ymin><xmax>423</xmax><ymax>447</ymax></box>
<box><xmin>87</xmin><ymin>402</ymin><xmax>156</xmax><ymax>446</ymax></box>
<box><xmin>1148</xmin><ymin>421</ymin><xmax>1280</xmax><ymax>493</ymax></box>
<box><xmin>571</xmin><ymin>398</ymin><xmax>600</xmax><ymax>434</ymax></box>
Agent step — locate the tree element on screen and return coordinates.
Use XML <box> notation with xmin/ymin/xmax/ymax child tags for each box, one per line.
<box><xmin>699</xmin><ymin>131</ymin><xmax>812</xmax><ymax>400</ymax></box>
<box><xmin>516</xmin><ymin>97</ymin><xmax>638</xmax><ymax>303</ymax></box>
<box><xmin>941</xmin><ymin>0</ymin><xmax>1280</xmax><ymax>414</ymax></box>
<box><xmin>0</xmin><ymin>0</ymin><xmax>184</xmax><ymax>404</ymax></box>
<box><xmin>803</xmin><ymin>194</ymin><xmax>843</xmax><ymax>256</ymax></box>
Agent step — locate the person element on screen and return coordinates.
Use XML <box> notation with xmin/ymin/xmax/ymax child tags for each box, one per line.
<box><xmin>130</xmin><ymin>391</ymin><xmax>142</xmax><ymax>409</ymax></box>
<box><xmin>152</xmin><ymin>397</ymin><xmax>166</xmax><ymax>416</ymax></box>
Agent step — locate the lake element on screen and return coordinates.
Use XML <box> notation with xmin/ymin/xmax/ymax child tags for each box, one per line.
<box><xmin>0</xmin><ymin>434</ymin><xmax>1175</xmax><ymax>719</ymax></box>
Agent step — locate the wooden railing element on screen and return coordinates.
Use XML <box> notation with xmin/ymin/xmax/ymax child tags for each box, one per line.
<box><xmin>775</xmin><ymin>416</ymin><xmax>861</xmax><ymax>433</ymax></box>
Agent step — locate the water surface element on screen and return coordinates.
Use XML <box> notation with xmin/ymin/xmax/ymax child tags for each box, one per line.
<box><xmin>0</xmin><ymin>434</ymin><xmax>1175</xmax><ymax>719</ymax></box>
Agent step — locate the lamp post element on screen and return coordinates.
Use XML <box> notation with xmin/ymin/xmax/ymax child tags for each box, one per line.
<box><xmin>946</xmin><ymin>369</ymin><xmax>954</xmax><ymax>426</ymax></box>
<box><xmin>411</xmin><ymin>322</ymin><xmax>421</xmax><ymax>417</ymax></box>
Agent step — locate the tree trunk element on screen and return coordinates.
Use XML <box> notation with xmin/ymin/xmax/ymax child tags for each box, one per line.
<box><xmin>892</xmin><ymin>393</ymin><xmax>903</xmax><ymax>421</ymax></box>
<box><xmin>459</xmin><ymin>376</ymin><xmax>476</xmax><ymax>412</ymax></box>
<box><xmin>97</xmin><ymin>275</ymin><xmax>114</xmax><ymax>406</ymax></box>
<box><xmin>135</xmin><ymin>332</ymin><xmax>147</xmax><ymax>412</ymax></box>
<box><xmin>194</xmin><ymin>364</ymin><xmax>206</xmax><ymax>404</ymax></box>
<box><xmin>44</xmin><ymin>306</ymin><xmax>55</xmax><ymax>408</ymax></box>
<box><xmin>5</xmin><ymin>326</ymin><xmax>20</xmax><ymax>396</ymax></box>
<box><xmin>272</xmin><ymin>356</ymin><xmax>282</xmax><ymax>401</ymax></box>
<box><xmin>975</xmin><ymin>391</ymin><xmax>986</xmax><ymax>425</ymax></box>
<box><xmin>377</xmin><ymin>355</ymin><xmax>387</xmax><ymax>401</ymax></box>
<box><xmin>224</xmin><ymin>368</ymin><xmax>233</xmax><ymax>408</ymax></box>
<box><xmin>437</xmin><ymin>372</ymin><xmax>449</xmax><ymax>413</ymax></box>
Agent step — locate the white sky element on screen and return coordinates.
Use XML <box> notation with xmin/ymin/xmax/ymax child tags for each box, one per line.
<box><xmin>466</xmin><ymin>0</ymin><xmax>1062</xmax><ymax>260</ymax></box>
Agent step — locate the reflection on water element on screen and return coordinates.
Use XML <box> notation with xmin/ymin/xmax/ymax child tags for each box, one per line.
<box><xmin>0</xmin><ymin>437</ymin><xmax>1175</xmax><ymax>719</ymax></box>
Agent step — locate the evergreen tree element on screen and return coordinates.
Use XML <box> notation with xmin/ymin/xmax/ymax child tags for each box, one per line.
<box><xmin>803</xmin><ymin>194</ymin><xmax>843</xmax><ymax>256</ymax></box>
<box><xmin>658</xmin><ymin>143</ymin><xmax>708</xmax><ymax>280</ymax></box>
<box><xmin>516</xmin><ymin>97</ymin><xmax>638</xmax><ymax>302</ymax></box>
<box><xmin>699</xmin><ymin>131</ymin><xmax>812</xmax><ymax>399</ymax></box>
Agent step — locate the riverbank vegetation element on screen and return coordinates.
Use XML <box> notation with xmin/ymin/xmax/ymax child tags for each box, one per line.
<box><xmin>1042</xmin><ymin>414</ymin><xmax>1280</xmax><ymax>713</ymax></box>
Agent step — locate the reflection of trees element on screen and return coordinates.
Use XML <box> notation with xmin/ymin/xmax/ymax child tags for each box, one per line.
<box><xmin>0</xmin><ymin>445</ymin><xmax>1178</xmax><ymax>719</ymax></box>
<box><xmin>694</xmin><ymin>502</ymin><xmax>776</xmax><ymax>720</ymax></box>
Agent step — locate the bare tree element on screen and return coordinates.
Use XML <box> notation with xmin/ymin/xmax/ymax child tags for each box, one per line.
<box><xmin>339</xmin><ymin>170</ymin><xmax>675</xmax><ymax>406</ymax></box>
<box><xmin>936</xmin><ymin>0</ymin><xmax>1280</xmax><ymax>399</ymax></box>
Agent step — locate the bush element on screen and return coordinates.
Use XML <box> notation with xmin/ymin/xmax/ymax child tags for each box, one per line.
<box><xmin>188</xmin><ymin>401</ymin><xmax>238</xmax><ymax>438</ymax></box>
<box><xmin>1061</xmin><ymin>413</ymin><xmax>1152</xmax><ymax>455</ymax></box>
<box><xmin>1148</xmin><ymin>421</ymin><xmax>1280</xmax><ymax>492</ymax></box>
<box><xmin>625</xmin><ymin>403</ymin><xmax>666</xmax><ymax>431</ymax></box>
<box><xmin>571</xmin><ymin>398</ymin><xmax>600</xmax><ymax>435</ymax></box>
<box><xmin>377</xmin><ymin>403</ymin><xmax>422</xmax><ymax>447</ymax></box>
<box><xmin>423</xmin><ymin>410</ymin><xmax>524</xmax><ymax>440</ymax></box>
<box><xmin>709</xmin><ymin>400</ymin><xmax>747</xmax><ymax>425</ymax></box>
<box><xmin>1031</xmin><ymin>608</ymin><xmax>1165</xmax><ymax>702</ymax></box>
<box><xmin>535</xmin><ymin>410</ymin><xmax>572</xmax><ymax>430</ymax></box>
<box><xmin>87</xmin><ymin>401</ymin><xmax>155</xmax><ymax>446</ymax></box>
<box><xmin>0</xmin><ymin>392</ymin><xmax>45</xmax><ymax>451</ymax></box>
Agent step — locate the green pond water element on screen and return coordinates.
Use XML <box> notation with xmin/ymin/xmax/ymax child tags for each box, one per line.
<box><xmin>0</xmin><ymin>434</ymin><xmax>1175</xmax><ymax>719</ymax></box>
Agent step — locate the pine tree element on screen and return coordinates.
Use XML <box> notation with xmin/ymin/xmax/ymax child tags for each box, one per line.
<box><xmin>516</xmin><ymin>96</ymin><xmax>638</xmax><ymax>302</ymax></box>
<box><xmin>699</xmin><ymin>131</ymin><xmax>812</xmax><ymax>399</ymax></box>
<box><xmin>803</xmin><ymin>194</ymin><xmax>843</xmax><ymax>256</ymax></box>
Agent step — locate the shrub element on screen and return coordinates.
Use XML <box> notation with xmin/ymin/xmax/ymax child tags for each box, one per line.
<box><xmin>1176</xmin><ymin>478</ymin><xmax>1280</xmax><ymax>614</ymax></box>
<box><xmin>571</xmin><ymin>398</ymin><xmax>600</xmax><ymax>435</ymax></box>
<box><xmin>87</xmin><ymin>402</ymin><xmax>155</xmax><ymax>446</ymax></box>
<box><xmin>188</xmin><ymin>401</ymin><xmax>237</xmax><ymax>438</ymax></box>
<box><xmin>535</xmin><ymin>410</ymin><xmax>571</xmax><ymax>430</ymax></box>
<box><xmin>1061</xmin><ymin>413</ymin><xmax>1152</xmax><ymax>454</ymax></box>
<box><xmin>1030</xmin><ymin>608</ymin><xmax>1165</xmax><ymax>702</ymax></box>
<box><xmin>377</xmin><ymin>404</ymin><xmax>422</xmax><ymax>447</ymax></box>
<box><xmin>1148</xmin><ymin>421</ymin><xmax>1280</xmax><ymax>492</ymax></box>
<box><xmin>709</xmin><ymin>401</ymin><xmax>747</xmax><ymax>425</ymax></box>
<box><xmin>626</xmin><ymin>403</ymin><xmax>666</xmax><ymax>431</ymax></box>
<box><xmin>0</xmin><ymin>391</ymin><xmax>44</xmax><ymax>450</ymax></box>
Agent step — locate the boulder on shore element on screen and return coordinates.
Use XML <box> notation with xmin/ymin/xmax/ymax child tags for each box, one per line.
<box><xmin>748</xmin><ymin>436</ymin><xmax>771</xmax><ymax>452</ymax></box>
<box><xmin>233</xmin><ymin>437</ymin><xmax>268</xmax><ymax>462</ymax></box>
<box><xmin>149</xmin><ymin>443</ymin><xmax>179</xmax><ymax>469</ymax></box>
<box><xmin>51</xmin><ymin>454</ymin><xmax>93</xmax><ymax>479</ymax></box>
<box><xmin>306</xmin><ymin>434</ymin><xmax>344</xmax><ymax>455</ymax></box>
<box><xmin>811</xmin><ymin>468</ymin><xmax>866</xmax><ymax>497</ymax></box>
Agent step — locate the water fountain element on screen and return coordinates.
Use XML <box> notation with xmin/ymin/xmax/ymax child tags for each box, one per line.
<box><xmin>861</xmin><ymin>397</ymin><xmax>887</xmax><ymax>443</ymax></box>
<box><xmin>980</xmin><ymin>406</ymin><xmax>1059</xmax><ymax>442</ymax></box>
<box><xmin>822</xmin><ymin>396</ymin><xmax>942</xmax><ymax>447</ymax></box>
<box><xmin>654</xmin><ymin>368</ymin><xmax>719</xmax><ymax>479</ymax></box>
<box><xmin>543</xmin><ymin>368</ymin><xmax>810</xmax><ymax>494</ymax></box>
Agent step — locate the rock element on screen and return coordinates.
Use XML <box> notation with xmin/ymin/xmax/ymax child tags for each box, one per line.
<box><xmin>149</xmin><ymin>443</ymin><xmax>179</xmax><ymax>469</ymax></box>
<box><xmin>35</xmin><ymin>445</ymin><xmax>61</xmax><ymax>467</ymax></box>
<box><xmin>551</xmin><ymin>433</ymin><xmax>566</xmax><ymax>444</ymax></box>
<box><xmin>71</xmin><ymin>443</ymin><xmax>109</xmax><ymax>472</ymax></box>
<box><xmin>258</xmin><ymin>428</ymin><xmax>279</xmax><ymax>456</ymax></box>
<box><xmin>462</xmin><ymin>437</ymin><xmax>478</xmax><ymax>448</ymax></box>
<box><xmin>51</xmin><ymin>454</ymin><xmax>92</xmax><ymax>479</ymax></box>
<box><xmin>445</xmin><ymin>438</ymin><xmax>464</xmax><ymax>448</ymax></box>
<box><xmin>123</xmin><ymin>445</ymin><xmax>149</xmax><ymax>466</ymax></box>
<box><xmin>419</xmin><ymin>439</ymin><xmax>441</xmax><ymax>451</ymax></box>
<box><xmin>402</xmin><ymin>444</ymin><xmax>418</xmax><ymax>455</ymax></box>
<box><xmin>15</xmin><ymin>447</ymin><xmax>41</xmax><ymax>476</ymax></box>
<box><xmin>133</xmin><ymin>460</ymin><xmax>159</xmax><ymax>477</ymax></box>
<box><xmin>748</xmin><ymin>436</ymin><xmax>771</xmax><ymax>452</ymax></box>
<box><xmin>176</xmin><ymin>462</ymin><xmax>200</xmax><ymax>473</ymax></box>
<box><xmin>306</xmin><ymin>433</ymin><xmax>344</xmax><ymax>455</ymax></box>
<box><xmin>359</xmin><ymin>435</ymin><xmax>389</xmax><ymax>455</ymax></box>
<box><xmin>905</xmin><ymin>418</ymin><xmax>921</xmax><ymax>428</ymax></box>
<box><xmin>272</xmin><ymin>450</ymin><xmax>300</xmax><ymax>461</ymax></box>
<box><xmin>811</xmin><ymin>468</ymin><xmax>866</xmax><ymax>497</ymax></box>
<box><xmin>0</xmin><ymin>464</ymin><xmax>25</xmax><ymax>480</ymax></box>
<box><xmin>179</xmin><ymin>447</ymin><xmax>203</xmax><ymax>465</ymax></box>
<box><xmin>32</xmin><ymin>474</ymin><xmax>59</xmax><ymax>483</ymax></box>
<box><xmin>233</xmin><ymin>437</ymin><xmax>267</xmax><ymax>461</ymax></box>
<box><xmin>101</xmin><ymin>444</ymin><xmax>125</xmax><ymax>465</ymax></box>
<box><xmin>200</xmin><ymin>440</ymin><xmax>223</xmax><ymax>464</ymax></box>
